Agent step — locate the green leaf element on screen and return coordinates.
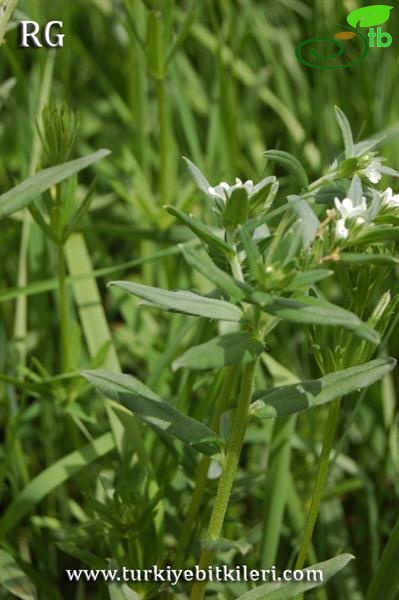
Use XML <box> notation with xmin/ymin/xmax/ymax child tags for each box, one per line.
<box><xmin>82</xmin><ymin>370</ymin><xmax>221</xmax><ymax>456</ymax></box>
<box><xmin>240</xmin><ymin>227</ymin><xmax>262</xmax><ymax>282</ymax></box>
<box><xmin>315</xmin><ymin>180</ymin><xmax>348</xmax><ymax>204</ymax></box>
<box><xmin>339</xmin><ymin>252</ymin><xmax>399</xmax><ymax>266</ymax></box>
<box><xmin>0</xmin><ymin>149</ymin><xmax>110</xmax><ymax>218</ymax></box>
<box><xmin>172</xmin><ymin>332</ymin><xmax>264</xmax><ymax>371</ymax></box>
<box><xmin>348</xmin><ymin>226</ymin><xmax>399</xmax><ymax>247</ymax></box>
<box><xmin>347</xmin><ymin>5</ymin><xmax>393</xmax><ymax>28</ymax></box>
<box><xmin>0</xmin><ymin>433</ymin><xmax>114</xmax><ymax>537</ymax></box>
<box><xmin>251</xmin><ymin>358</ymin><xmax>395</xmax><ymax>419</ymax></box>
<box><xmin>183</xmin><ymin>156</ymin><xmax>212</xmax><ymax>196</ymax></box>
<box><xmin>347</xmin><ymin>175</ymin><xmax>363</xmax><ymax>205</ymax></box>
<box><xmin>366</xmin><ymin>514</ymin><xmax>399</xmax><ymax>600</ymax></box>
<box><xmin>57</xmin><ymin>543</ymin><xmax>107</xmax><ymax>570</ymax></box>
<box><xmin>235</xmin><ymin>554</ymin><xmax>354</xmax><ymax>599</ymax></box>
<box><xmin>264</xmin><ymin>150</ymin><xmax>309</xmax><ymax>191</ymax></box>
<box><xmin>287</xmin><ymin>195</ymin><xmax>320</xmax><ymax>248</ymax></box>
<box><xmin>223</xmin><ymin>187</ymin><xmax>248</xmax><ymax>229</ymax></box>
<box><xmin>165</xmin><ymin>205</ymin><xmax>234</xmax><ymax>257</ymax></box>
<box><xmin>252</xmin><ymin>293</ymin><xmax>380</xmax><ymax>343</ymax></box>
<box><xmin>109</xmin><ymin>280</ymin><xmax>243</xmax><ymax>322</ymax></box>
<box><xmin>335</xmin><ymin>106</ymin><xmax>354</xmax><ymax>158</ymax></box>
<box><xmin>0</xmin><ymin>550</ymin><xmax>37</xmax><ymax>600</ymax></box>
<box><xmin>285</xmin><ymin>269</ymin><xmax>333</xmax><ymax>290</ymax></box>
<box><xmin>180</xmin><ymin>244</ymin><xmax>249</xmax><ymax>301</ymax></box>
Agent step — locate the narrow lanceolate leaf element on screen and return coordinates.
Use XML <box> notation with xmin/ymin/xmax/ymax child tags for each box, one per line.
<box><xmin>339</xmin><ymin>252</ymin><xmax>399</xmax><ymax>266</ymax></box>
<box><xmin>287</xmin><ymin>195</ymin><xmax>320</xmax><ymax>248</ymax></box>
<box><xmin>285</xmin><ymin>269</ymin><xmax>333</xmax><ymax>290</ymax></box>
<box><xmin>180</xmin><ymin>244</ymin><xmax>249</xmax><ymax>302</ymax></box>
<box><xmin>264</xmin><ymin>150</ymin><xmax>309</xmax><ymax>191</ymax></box>
<box><xmin>223</xmin><ymin>187</ymin><xmax>248</xmax><ymax>229</ymax></box>
<box><xmin>335</xmin><ymin>106</ymin><xmax>354</xmax><ymax>158</ymax></box>
<box><xmin>235</xmin><ymin>554</ymin><xmax>354</xmax><ymax>599</ymax></box>
<box><xmin>250</xmin><ymin>358</ymin><xmax>395</xmax><ymax>420</ymax></box>
<box><xmin>0</xmin><ymin>149</ymin><xmax>110</xmax><ymax>218</ymax></box>
<box><xmin>252</xmin><ymin>293</ymin><xmax>379</xmax><ymax>343</ymax></box>
<box><xmin>165</xmin><ymin>205</ymin><xmax>234</xmax><ymax>257</ymax></box>
<box><xmin>183</xmin><ymin>156</ymin><xmax>212</xmax><ymax>196</ymax></box>
<box><xmin>82</xmin><ymin>370</ymin><xmax>221</xmax><ymax>456</ymax></box>
<box><xmin>172</xmin><ymin>332</ymin><xmax>264</xmax><ymax>371</ymax></box>
<box><xmin>0</xmin><ymin>550</ymin><xmax>37</xmax><ymax>600</ymax></box>
<box><xmin>347</xmin><ymin>226</ymin><xmax>399</xmax><ymax>247</ymax></box>
<box><xmin>109</xmin><ymin>281</ymin><xmax>243</xmax><ymax>322</ymax></box>
<box><xmin>366</xmin><ymin>514</ymin><xmax>399</xmax><ymax>600</ymax></box>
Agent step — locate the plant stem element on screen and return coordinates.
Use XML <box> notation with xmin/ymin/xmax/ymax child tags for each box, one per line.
<box><xmin>189</xmin><ymin>360</ymin><xmax>258</xmax><ymax>600</ymax></box>
<box><xmin>0</xmin><ymin>0</ymin><xmax>18</xmax><ymax>46</ymax></box>
<box><xmin>295</xmin><ymin>398</ymin><xmax>341</xmax><ymax>570</ymax></box>
<box><xmin>156</xmin><ymin>76</ymin><xmax>169</xmax><ymax>206</ymax></box>
<box><xmin>57</xmin><ymin>244</ymin><xmax>70</xmax><ymax>372</ymax></box>
<box><xmin>175</xmin><ymin>367</ymin><xmax>237</xmax><ymax>566</ymax></box>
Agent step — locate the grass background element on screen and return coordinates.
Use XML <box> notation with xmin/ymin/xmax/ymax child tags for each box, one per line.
<box><xmin>0</xmin><ymin>1</ymin><xmax>398</xmax><ymax>598</ymax></box>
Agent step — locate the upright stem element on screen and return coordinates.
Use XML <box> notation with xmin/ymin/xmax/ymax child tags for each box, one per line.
<box><xmin>190</xmin><ymin>360</ymin><xmax>258</xmax><ymax>600</ymax></box>
<box><xmin>175</xmin><ymin>368</ymin><xmax>237</xmax><ymax>566</ymax></box>
<box><xmin>57</xmin><ymin>244</ymin><xmax>70</xmax><ymax>372</ymax></box>
<box><xmin>295</xmin><ymin>398</ymin><xmax>341</xmax><ymax>570</ymax></box>
<box><xmin>156</xmin><ymin>76</ymin><xmax>168</xmax><ymax>205</ymax></box>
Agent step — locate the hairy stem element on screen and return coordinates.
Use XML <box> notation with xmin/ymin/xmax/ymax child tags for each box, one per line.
<box><xmin>190</xmin><ymin>360</ymin><xmax>258</xmax><ymax>600</ymax></box>
<box><xmin>175</xmin><ymin>368</ymin><xmax>237</xmax><ymax>566</ymax></box>
<box><xmin>295</xmin><ymin>398</ymin><xmax>341</xmax><ymax>569</ymax></box>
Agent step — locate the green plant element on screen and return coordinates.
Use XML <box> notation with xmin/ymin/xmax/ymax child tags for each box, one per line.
<box><xmin>83</xmin><ymin>108</ymin><xmax>398</xmax><ymax>598</ymax></box>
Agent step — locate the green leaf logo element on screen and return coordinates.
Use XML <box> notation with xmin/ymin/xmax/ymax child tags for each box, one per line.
<box><xmin>347</xmin><ymin>5</ymin><xmax>393</xmax><ymax>28</ymax></box>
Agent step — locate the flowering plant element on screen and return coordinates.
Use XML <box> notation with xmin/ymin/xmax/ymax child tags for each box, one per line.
<box><xmin>83</xmin><ymin>107</ymin><xmax>398</xmax><ymax>599</ymax></box>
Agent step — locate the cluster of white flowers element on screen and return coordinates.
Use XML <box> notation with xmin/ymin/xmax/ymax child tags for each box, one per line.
<box><xmin>334</xmin><ymin>187</ymin><xmax>399</xmax><ymax>241</ymax></box>
<box><xmin>208</xmin><ymin>178</ymin><xmax>254</xmax><ymax>201</ymax></box>
<box><xmin>334</xmin><ymin>196</ymin><xmax>367</xmax><ymax>240</ymax></box>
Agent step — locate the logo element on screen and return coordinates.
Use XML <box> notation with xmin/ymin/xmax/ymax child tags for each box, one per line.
<box><xmin>19</xmin><ymin>21</ymin><xmax>65</xmax><ymax>48</ymax></box>
<box><xmin>296</xmin><ymin>5</ymin><xmax>393</xmax><ymax>69</ymax></box>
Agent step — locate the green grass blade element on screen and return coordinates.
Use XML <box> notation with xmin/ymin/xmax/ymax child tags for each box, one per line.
<box><xmin>366</xmin><ymin>514</ymin><xmax>399</xmax><ymax>600</ymax></box>
<box><xmin>0</xmin><ymin>433</ymin><xmax>114</xmax><ymax>538</ymax></box>
<box><xmin>0</xmin><ymin>150</ymin><xmax>110</xmax><ymax>217</ymax></box>
<box><xmin>0</xmin><ymin>549</ymin><xmax>37</xmax><ymax>600</ymax></box>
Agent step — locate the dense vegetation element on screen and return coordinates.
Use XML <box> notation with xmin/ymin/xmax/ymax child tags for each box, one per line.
<box><xmin>0</xmin><ymin>1</ymin><xmax>398</xmax><ymax>599</ymax></box>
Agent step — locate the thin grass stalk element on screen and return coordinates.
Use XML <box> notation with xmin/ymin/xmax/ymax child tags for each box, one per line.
<box><xmin>57</xmin><ymin>244</ymin><xmax>70</xmax><ymax>372</ymax></box>
<box><xmin>295</xmin><ymin>398</ymin><xmax>342</xmax><ymax>570</ymax></box>
<box><xmin>0</xmin><ymin>0</ymin><xmax>18</xmax><ymax>46</ymax></box>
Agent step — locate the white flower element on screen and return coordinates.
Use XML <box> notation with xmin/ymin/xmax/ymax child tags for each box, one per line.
<box><xmin>335</xmin><ymin>218</ymin><xmax>349</xmax><ymax>240</ymax></box>
<box><xmin>334</xmin><ymin>196</ymin><xmax>367</xmax><ymax>219</ymax></box>
<box><xmin>381</xmin><ymin>187</ymin><xmax>399</xmax><ymax>208</ymax></box>
<box><xmin>208</xmin><ymin>177</ymin><xmax>254</xmax><ymax>201</ymax></box>
<box><xmin>364</xmin><ymin>159</ymin><xmax>383</xmax><ymax>184</ymax></box>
